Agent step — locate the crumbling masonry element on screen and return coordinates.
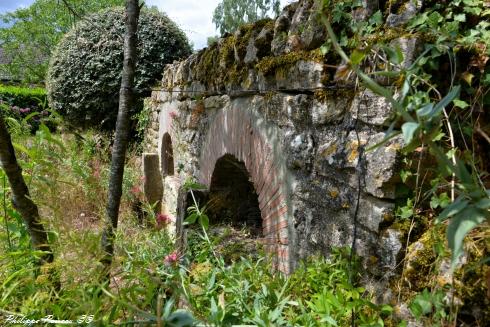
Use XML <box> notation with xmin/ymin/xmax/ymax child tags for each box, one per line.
<box><xmin>142</xmin><ymin>0</ymin><xmax>421</xmax><ymax>276</ymax></box>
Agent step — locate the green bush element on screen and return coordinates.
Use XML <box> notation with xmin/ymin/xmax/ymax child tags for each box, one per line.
<box><xmin>47</xmin><ymin>7</ymin><xmax>192</xmax><ymax>130</ymax></box>
<box><xmin>0</xmin><ymin>85</ymin><xmax>50</xmax><ymax>131</ymax></box>
<box><xmin>0</xmin><ymin>85</ymin><xmax>47</xmax><ymax>111</ymax></box>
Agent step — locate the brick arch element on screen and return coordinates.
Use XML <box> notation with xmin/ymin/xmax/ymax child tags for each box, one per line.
<box><xmin>199</xmin><ymin>106</ymin><xmax>291</xmax><ymax>273</ymax></box>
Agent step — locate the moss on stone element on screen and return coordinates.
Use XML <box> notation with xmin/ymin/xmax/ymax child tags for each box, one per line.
<box><xmin>403</xmin><ymin>229</ymin><xmax>440</xmax><ymax>290</ymax></box>
<box><xmin>256</xmin><ymin>49</ymin><xmax>324</xmax><ymax>76</ymax></box>
<box><xmin>191</xmin><ymin>19</ymin><xmax>275</xmax><ymax>89</ymax></box>
<box><xmin>219</xmin><ymin>35</ymin><xmax>236</xmax><ymax>67</ymax></box>
<box><xmin>234</xmin><ymin>18</ymin><xmax>273</xmax><ymax>62</ymax></box>
<box><xmin>452</xmin><ymin>226</ymin><xmax>490</xmax><ymax>322</ymax></box>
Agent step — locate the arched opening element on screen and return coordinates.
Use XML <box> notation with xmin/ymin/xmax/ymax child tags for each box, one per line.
<box><xmin>161</xmin><ymin>133</ymin><xmax>174</xmax><ymax>176</ymax></box>
<box><xmin>208</xmin><ymin>154</ymin><xmax>262</xmax><ymax>237</ymax></box>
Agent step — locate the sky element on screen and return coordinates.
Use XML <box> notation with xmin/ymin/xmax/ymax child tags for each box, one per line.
<box><xmin>0</xmin><ymin>0</ymin><xmax>293</xmax><ymax>50</ymax></box>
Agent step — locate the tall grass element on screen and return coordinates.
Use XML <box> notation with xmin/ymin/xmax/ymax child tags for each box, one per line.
<box><xmin>1</xmin><ymin>111</ymin><xmax>474</xmax><ymax>326</ymax></box>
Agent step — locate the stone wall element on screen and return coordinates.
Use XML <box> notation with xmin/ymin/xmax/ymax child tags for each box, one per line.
<box><xmin>142</xmin><ymin>0</ymin><xmax>415</xmax><ymax>275</ymax></box>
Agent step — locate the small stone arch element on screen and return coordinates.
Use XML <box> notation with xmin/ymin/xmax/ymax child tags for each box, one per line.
<box><xmin>199</xmin><ymin>105</ymin><xmax>292</xmax><ymax>273</ymax></box>
<box><xmin>161</xmin><ymin>132</ymin><xmax>174</xmax><ymax>176</ymax></box>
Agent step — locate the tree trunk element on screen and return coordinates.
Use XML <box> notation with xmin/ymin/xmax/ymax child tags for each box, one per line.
<box><xmin>101</xmin><ymin>0</ymin><xmax>140</xmax><ymax>270</ymax></box>
<box><xmin>0</xmin><ymin>115</ymin><xmax>53</xmax><ymax>265</ymax></box>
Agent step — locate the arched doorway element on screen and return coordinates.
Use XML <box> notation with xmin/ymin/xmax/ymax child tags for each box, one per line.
<box><xmin>208</xmin><ymin>154</ymin><xmax>262</xmax><ymax>237</ymax></box>
<box><xmin>161</xmin><ymin>133</ymin><xmax>174</xmax><ymax>176</ymax></box>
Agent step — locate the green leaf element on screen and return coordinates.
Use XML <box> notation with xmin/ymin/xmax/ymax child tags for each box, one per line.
<box><xmin>383</xmin><ymin>45</ymin><xmax>404</xmax><ymax>65</ymax></box>
<box><xmin>22</xmin><ymin>111</ymin><xmax>40</xmax><ymax>123</ymax></box>
<box><xmin>381</xmin><ymin>304</ymin><xmax>393</xmax><ymax>315</ymax></box>
<box><xmin>199</xmin><ymin>213</ymin><xmax>209</xmax><ymax>230</ymax></box>
<box><xmin>416</xmin><ymin>103</ymin><xmax>434</xmax><ymax>118</ymax></box>
<box><xmin>401</xmin><ymin>122</ymin><xmax>419</xmax><ymax>144</ymax></box>
<box><xmin>369</xmin><ymin>10</ymin><xmax>383</xmax><ymax>26</ymax></box>
<box><xmin>183</xmin><ymin>181</ymin><xmax>206</xmax><ymax>191</ymax></box>
<box><xmin>436</xmin><ymin>197</ymin><xmax>469</xmax><ymax>223</ymax></box>
<box><xmin>428</xmin><ymin>11</ymin><xmax>443</xmax><ymax>28</ymax></box>
<box><xmin>453</xmin><ymin>99</ymin><xmax>469</xmax><ymax>109</ymax></box>
<box><xmin>430</xmin><ymin>193</ymin><xmax>451</xmax><ymax>209</ymax></box>
<box><xmin>475</xmin><ymin>198</ymin><xmax>490</xmax><ymax>210</ymax></box>
<box><xmin>399</xmin><ymin>205</ymin><xmax>414</xmax><ymax>219</ymax></box>
<box><xmin>320</xmin><ymin>315</ymin><xmax>338</xmax><ymax>326</ymax></box>
<box><xmin>409</xmin><ymin>289</ymin><xmax>433</xmax><ymax>318</ymax></box>
<box><xmin>184</xmin><ymin>213</ymin><xmax>198</xmax><ymax>225</ymax></box>
<box><xmin>446</xmin><ymin>207</ymin><xmax>487</xmax><ymax>270</ymax></box>
<box><xmin>350</xmin><ymin>49</ymin><xmax>366</xmax><ymax>65</ymax></box>
<box><xmin>430</xmin><ymin>86</ymin><xmax>461</xmax><ymax>117</ymax></box>
<box><xmin>320</xmin><ymin>44</ymin><xmax>331</xmax><ymax>55</ymax></box>
<box><xmin>454</xmin><ymin>13</ymin><xmax>466</xmax><ymax>22</ymax></box>
<box><xmin>165</xmin><ymin>310</ymin><xmax>194</xmax><ymax>327</ymax></box>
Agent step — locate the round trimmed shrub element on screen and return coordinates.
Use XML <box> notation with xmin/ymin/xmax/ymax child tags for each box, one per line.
<box><xmin>47</xmin><ymin>7</ymin><xmax>191</xmax><ymax>130</ymax></box>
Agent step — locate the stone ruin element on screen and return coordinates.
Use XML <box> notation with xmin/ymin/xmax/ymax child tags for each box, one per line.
<box><xmin>141</xmin><ymin>0</ymin><xmax>421</xmax><ymax>277</ymax></box>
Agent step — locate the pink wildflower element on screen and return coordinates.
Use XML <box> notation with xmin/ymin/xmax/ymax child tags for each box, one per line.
<box><xmin>19</xmin><ymin>108</ymin><xmax>30</xmax><ymax>114</ymax></box>
<box><xmin>156</xmin><ymin>213</ymin><xmax>172</xmax><ymax>228</ymax></box>
<box><xmin>130</xmin><ymin>185</ymin><xmax>141</xmax><ymax>195</ymax></box>
<box><xmin>169</xmin><ymin>111</ymin><xmax>178</xmax><ymax>119</ymax></box>
<box><xmin>164</xmin><ymin>251</ymin><xmax>179</xmax><ymax>265</ymax></box>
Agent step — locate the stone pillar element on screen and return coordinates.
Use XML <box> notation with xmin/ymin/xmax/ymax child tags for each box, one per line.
<box><xmin>142</xmin><ymin>153</ymin><xmax>163</xmax><ymax>214</ymax></box>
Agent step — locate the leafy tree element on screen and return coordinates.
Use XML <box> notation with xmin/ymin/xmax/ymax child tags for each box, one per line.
<box><xmin>46</xmin><ymin>7</ymin><xmax>191</xmax><ymax>130</ymax></box>
<box><xmin>0</xmin><ymin>0</ymin><xmax>124</xmax><ymax>83</ymax></box>
<box><xmin>212</xmin><ymin>0</ymin><xmax>281</xmax><ymax>35</ymax></box>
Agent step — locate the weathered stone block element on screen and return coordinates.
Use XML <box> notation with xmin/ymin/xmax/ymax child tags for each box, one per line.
<box><xmin>142</xmin><ymin>153</ymin><xmax>163</xmax><ymax>213</ymax></box>
<box><xmin>350</xmin><ymin>89</ymin><xmax>394</xmax><ymax>126</ymax></box>
<box><xmin>386</xmin><ymin>0</ymin><xmax>423</xmax><ymax>27</ymax></box>
<box><xmin>275</xmin><ymin>60</ymin><xmax>324</xmax><ymax>90</ymax></box>
<box><xmin>271</xmin><ymin>2</ymin><xmax>298</xmax><ymax>55</ymax></box>
<box><xmin>364</xmin><ymin>134</ymin><xmax>403</xmax><ymax>199</ymax></box>
<box><xmin>311</xmin><ymin>97</ymin><xmax>346</xmax><ymax>125</ymax></box>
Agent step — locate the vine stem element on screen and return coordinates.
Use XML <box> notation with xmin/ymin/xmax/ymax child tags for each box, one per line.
<box><xmin>189</xmin><ymin>188</ymin><xmax>220</xmax><ymax>264</ymax></box>
<box><xmin>3</xmin><ymin>175</ymin><xmax>13</xmax><ymax>253</ymax></box>
<box><xmin>442</xmin><ymin>108</ymin><xmax>456</xmax><ymax>201</ymax></box>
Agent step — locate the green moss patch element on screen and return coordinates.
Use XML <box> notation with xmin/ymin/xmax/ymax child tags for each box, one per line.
<box><xmin>256</xmin><ymin>49</ymin><xmax>324</xmax><ymax>76</ymax></box>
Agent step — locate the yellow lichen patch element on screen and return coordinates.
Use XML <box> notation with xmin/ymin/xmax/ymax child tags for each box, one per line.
<box><xmin>320</xmin><ymin>143</ymin><xmax>337</xmax><ymax>158</ymax></box>
<box><xmin>347</xmin><ymin>140</ymin><xmax>366</xmax><ymax>162</ymax></box>
<box><xmin>329</xmin><ymin>187</ymin><xmax>339</xmax><ymax>198</ymax></box>
<box><xmin>385</xmin><ymin>142</ymin><xmax>402</xmax><ymax>152</ymax></box>
<box><xmin>348</xmin><ymin>147</ymin><xmax>359</xmax><ymax>162</ymax></box>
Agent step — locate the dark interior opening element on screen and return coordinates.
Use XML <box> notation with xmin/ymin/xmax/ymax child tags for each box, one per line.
<box><xmin>161</xmin><ymin>133</ymin><xmax>174</xmax><ymax>176</ymax></box>
<box><xmin>208</xmin><ymin>154</ymin><xmax>262</xmax><ymax>237</ymax></box>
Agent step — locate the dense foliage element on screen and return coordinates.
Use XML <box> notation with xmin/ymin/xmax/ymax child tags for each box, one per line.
<box><xmin>46</xmin><ymin>7</ymin><xmax>192</xmax><ymax>130</ymax></box>
<box><xmin>0</xmin><ymin>85</ymin><xmax>46</xmax><ymax>110</ymax></box>
<box><xmin>212</xmin><ymin>0</ymin><xmax>280</xmax><ymax>35</ymax></box>
<box><xmin>0</xmin><ymin>118</ymin><xmax>391</xmax><ymax>324</ymax></box>
<box><xmin>0</xmin><ymin>0</ymin><xmax>125</xmax><ymax>83</ymax></box>
<box><xmin>0</xmin><ymin>85</ymin><xmax>50</xmax><ymax>131</ymax></box>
